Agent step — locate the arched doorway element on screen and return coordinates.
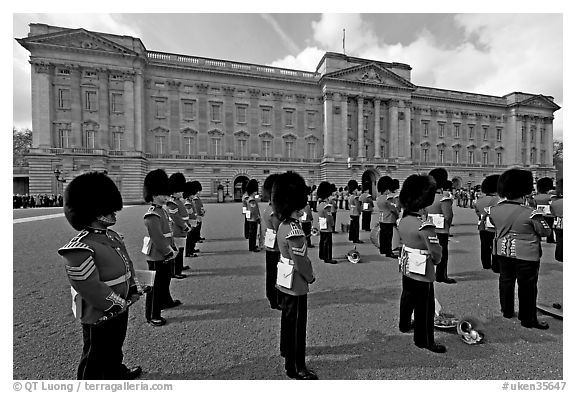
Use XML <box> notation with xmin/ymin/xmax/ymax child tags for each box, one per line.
<box><xmin>233</xmin><ymin>175</ymin><xmax>249</xmax><ymax>201</ymax></box>
<box><xmin>361</xmin><ymin>169</ymin><xmax>379</xmax><ymax>196</ymax></box>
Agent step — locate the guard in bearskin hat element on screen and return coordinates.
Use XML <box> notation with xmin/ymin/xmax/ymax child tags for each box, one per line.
<box><xmin>272</xmin><ymin>171</ymin><xmax>318</xmax><ymax>379</ymax></box>
<box><xmin>426</xmin><ymin>168</ymin><xmax>455</xmax><ymax>284</ymax></box>
<box><xmin>376</xmin><ymin>175</ymin><xmax>399</xmax><ymax>257</ymax></box>
<box><xmin>317</xmin><ymin>181</ymin><xmax>337</xmax><ymax>264</ymax></box>
<box><xmin>246</xmin><ymin>179</ymin><xmax>261</xmax><ymax>252</ymax></box>
<box><xmin>183</xmin><ymin>181</ymin><xmax>199</xmax><ymax>258</ymax></box>
<box><xmin>534</xmin><ymin>177</ymin><xmax>555</xmax><ymax>243</ymax></box>
<box><xmin>57</xmin><ymin>171</ymin><xmax>143</xmax><ymax>379</ymax></box>
<box><xmin>261</xmin><ymin>173</ymin><xmax>282</xmax><ymax>309</ymax></box>
<box><xmin>359</xmin><ymin>182</ymin><xmax>374</xmax><ymax>231</ymax></box>
<box><xmin>347</xmin><ymin>179</ymin><xmax>363</xmax><ymax>244</ymax></box>
<box><xmin>397</xmin><ymin>174</ymin><xmax>446</xmax><ymax>353</ymax></box>
<box><xmin>488</xmin><ymin>169</ymin><xmax>551</xmax><ymax>329</ymax></box>
<box><xmin>167</xmin><ymin>172</ymin><xmax>191</xmax><ymax>278</ymax></box>
<box><xmin>473</xmin><ymin>174</ymin><xmax>500</xmax><ymax>271</ymax></box>
<box><xmin>191</xmin><ymin>180</ymin><xmax>206</xmax><ymax>243</ymax></box>
<box><xmin>143</xmin><ymin>169</ymin><xmax>181</xmax><ymax>327</ymax></box>
<box><xmin>550</xmin><ymin>178</ymin><xmax>563</xmax><ymax>262</ymax></box>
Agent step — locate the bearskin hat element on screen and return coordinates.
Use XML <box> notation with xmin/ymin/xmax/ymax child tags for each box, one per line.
<box><xmin>481</xmin><ymin>174</ymin><xmax>500</xmax><ymax>195</ymax></box>
<box><xmin>429</xmin><ymin>168</ymin><xmax>448</xmax><ymax>190</ymax></box>
<box><xmin>272</xmin><ymin>171</ymin><xmax>308</xmax><ymax>221</ymax></box>
<box><xmin>183</xmin><ymin>181</ymin><xmax>195</xmax><ymax>199</ymax></box>
<box><xmin>317</xmin><ymin>181</ymin><xmax>332</xmax><ymax>200</ymax></box>
<box><xmin>392</xmin><ymin>178</ymin><xmax>400</xmax><ymax>192</ymax></box>
<box><xmin>143</xmin><ymin>169</ymin><xmax>170</xmax><ymax>202</ymax></box>
<box><xmin>263</xmin><ymin>173</ymin><xmax>280</xmax><ymax>199</ymax></box>
<box><xmin>169</xmin><ymin>172</ymin><xmax>186</xmax><ymax>195</ymax></box>
<box><xmin>64</xmin><ymin>172</ymin><xmax>123</xmax><ymax>230</ymax></box>
<box><xmin>347</xmin><ymin>179</ymin><xmax>359</xmax><ymax>193</ymax></box>
<box><xmin>190</xmin><ymin>180</ymin><xmax>202</xmax><ymax>194</ymax></box>
<box><xmin>498</xmin><ymin>168</ymin><xmax>533</xmax><ymax>199</ymax></box>
<box><xmin>399</xmin><ymin>175</ymin><xmax>437</xmax><ymax>212</ymax></box>
<box><xmin>444</xmin><ymin>180</ymin><xmax>454</xmax><ymax>191</ymax></box>
<box><xmin>246</xmin><ymin>179</ymin><xmax>259</xmax><ymax>195</ymax></box>
<box><xmin>377</xmin><ymin>176</ymin><xmax>393</xmax><ymax>193</ymax></box>
<box><xmin>536</xmin><ymin>177</ymin><xmax>554</xmax><ymax>194</ymax></box>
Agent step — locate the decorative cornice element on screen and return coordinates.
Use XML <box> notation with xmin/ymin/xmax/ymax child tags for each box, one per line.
<box><xmin>323</xmin><ymin>91</ymin><xmax>333</xmax><ymax>101</ymax></box>
<box><xmin>248</xmin><ymin>88</ymin><xmax>261</xmax><ymax>98</ymax></box>
<box><xmin>196</xmin><ymin>83</ymin><xmax>209</xmax><ymax>94</ymax></box>
<box><xmin>295</xmin><ymin>94</ymin><xmax>307</xmax><ymax>104</ymax></box>
<box><xmin>223</xmin><ymin>86</ymin><xmax>236</xmax><ymax>97</ymax></box>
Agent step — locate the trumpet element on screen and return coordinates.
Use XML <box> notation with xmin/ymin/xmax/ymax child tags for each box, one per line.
<box><xmin>346</xmin><ymin>246</ymin><xmax>361</xmax><ymax>263</ymax></box>
<box><xmin>311</xmin><ymin>227</ymin><xmax>320</xmax><ymax>236</ymax></box>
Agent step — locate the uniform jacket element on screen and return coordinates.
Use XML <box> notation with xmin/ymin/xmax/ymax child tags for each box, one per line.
<box><xmin>317</xmin><ymin>199</ymin><xmax>334</xmax><ymax>232</ymax></box>
<box><xmin>299</xmin><ymin>204</ymin><xmax>313</xmax><ymax>223</ymax></box>
<box><xmin>425</xmin><ymin>191</ymin><xmax>454</xmax><ymax>234</ymax></box>
<box><xmin>193</xmin><ymin>195</ymin><xmax>205</xmax><ymax>222</ymax></box>
<box><xmin>349</xmin><ymin>193</ymin><xmax>362</xmax><ymax>216</ymax></box>
<box><xmin>359</xmin><ymin>192</ymin><xmax>374</xmax><ymax>212</ymax></box>
<box><xmin>166</xmin><ymin>197</ymin><xmax>190</xmax><ymax>238</ymax></box>
<box><xmin>474</xmin><ymin>194</ymin><xmax>500</xmax><ymax>232</ymax></box>
<box><xmin>144</xmin><ymin>204</ymin><xmax>176</xmax><ymax>261</ymax></box>
<box><xmin>489</xmin><ymin>200</ymin><xmax>551</xmax><ymax>261</ymax></box>
<box><xmin>534</xmin><ymin>193</ymin><xmax>553</xmax><ymax>216</ymax></box>
<box><xmin>262</xmin><ymin>203</ymin><xmax>281</xmax><ymax>252</ymax></box>
<box><xmin>58</xmin><ymin>227</ymin><xmax>137</xmax><ymax>324</ymax></box>
<box><xmin>246</xmin><ymin>193</ymin><xmax>261</xmax><ymax>222</ymax></box>
<box><xmin>397</xmin><ymin>212</ymin><xmax>442</xmax><ymax>282</ymax></box>
<box><xmin>550</xmin><ymin>197</ymin><xmax>563</xmax><ymax>230</ymax></box>
<box><xmin>184</xmin><ymin>197</ymin><xmax>198</xmax><ymax>224</ymax></box>
<box><xmin>376</xmin><ymin>194</ymin><xmax>399</xmax><ymax>223</ymax></box>
<box><xmin>276</xmin><ymin>219</ymin><xmax>315</xmax><ymax>296</ymax></box>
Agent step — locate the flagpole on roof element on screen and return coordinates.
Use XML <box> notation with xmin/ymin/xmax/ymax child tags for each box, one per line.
<box><xmin>343</xmin><ymin>28</ymin><xmax>346</xmax><ymax>55</ymax></box>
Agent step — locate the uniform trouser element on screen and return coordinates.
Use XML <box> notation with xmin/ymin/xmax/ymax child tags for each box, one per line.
<box><xmin>339</xmin><ymin>200</ymin><xmax>343</xmax><ymax>209</ymax></box>
<box><xmin>361</xmin><ymin>211</ymin><xmax>372</xmax><ymax>231</ymax></box>
<box><xmin>78</xmin><ymin>310</ymin><xmax>128</xmax><ymax>379</ymax></box>
<box><xmin>319</xmin><ymin>231</ymin><xmax>333</xmax><ymax>261</ymax></box>
<box><xmin>174</xmin><ymin>237</ymin><xmax>186</xmax><ymax>274</ymax></box>
<box><xmin>265</xmin><ymin>251</ymin><xmax>280</xmax><ymax>308</ymax></box>
<box><xmin>145</xmin><ymin>260</ymin><xmax>172</xmax><ymax>320</ymax></box>
<box><xmin>278</xmin><ymin>292</ymin><xmax>308</xmax><ymax>373</ymax></box>
<box><xmin>332</xmin><ymin>212</ymin><xmax>337</xmax><ymax>232</ymax></box>
<box><xmin>244</xmin><ymin>217</ymin><xmax>249</xmax><ymax>239</ymax></box>
<box><xmin>498</xmin><ymin>256</ymin><xmax>540</xmax><ymax>323</ymax></box>
<box><xmin>399</xmin><ymin>275</ymin><xmax>435</xmax><ymax>348</ymax></box>
<box><xmin>248</xmin><ymin>221</ymin><xmax>258</xmax><ymax>250</ymax></box>
<box><xmin>554</xmin><ymin>229</ymin><xmax>563</xmax><ymax>262</ymax></box>
<box><xmin>479</xmin><ymin>230</ymin><xmax>496</xmax><ymax>269</ymax></box>
<box><xmin>301</xmin><ymin>222</ymin><xmax>312</xmax><ymax>246</ymax></box>
<box><xmin>349</xmin><ymin>216</ymin><xmax>360</xmax><ymax>242</ymax></box>
<box><xmin>379</xmin><ymin>223</ymin><xmax>394</xmax><ymax>255</ymax></box>
<box><xmin>345</xmin><ymin>200</ymin><xmax>349</xmax><ymax>210</ymax></box>
<box><xmin>185</xmin><ymin>228</ymin><xmax>197</xmax><ymax>256</ymax></box>
<box><xmin>544</xmin><ymin>217</ymin><xmax>555</xmax><ymax>243</ymax></box>
<box><xmin>434</xmin><ymin>233</ymin><xmax>450</xmax><ymax>281</ymax></box>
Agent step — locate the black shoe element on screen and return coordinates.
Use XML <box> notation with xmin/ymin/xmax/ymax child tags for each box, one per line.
<box><xmin>521</xmin><ymin>319</ymin><xmax>549</xmax><ymax>330</ymax></box>
<box><xmin>252</xmin><ymin>248</ymin><xmax>260</xmax><ymax>252</ymax></box>
<box><xmin>182</xmin><ymin>266</ymin><xmax>191</xmax><ymax>270</ymax></box>
<box><xmin>436</xmin><ymin>278</ymin><xmax>457</xmax><ymax>284</ymax></box>
<box><xmin>353</xmin><ymin>240</ymin><xmax>364</xmax><ymax>244</ymax></box>
<box><xmin>287</xmin><ymin>369</ymin><xmax>318</xmax><ymax>380</ymax></box>
<box><xmin>162</xmin><ymin>300</ymin><xmax>182</xmax><ymax>309</ymax></box>
<box><xmin>503</xmin><ymin>312</ymin><xmax>515</xmax><ymax>319</ymax></box>
<box><xmin>199</xmin><ymin>237</ymin><xmax>205</xmax><ymax>241</ymax></box>
<box><xmin>123</xmin><ymin>366</ymin><xmax>142</xmax><ymax>380</ymax></box>
<box><xmin>399</xmin><ymin>322</ymin><xmax>414</xmax><ymax>333</ymax></box>
<box><xmin>417</xmin><ymin>343</ymin><xmax>446</xmax><ymax>353</ymax></box>
<box><xmin>324</xmin><ymin>260</ymin><xmax>338</xmax><ymax>264</ymax></box>
<box><xmin>147</xmin><ymin>317</ymin><xmax>166</xmax><ymax>326</ymax></box>
<box><xmin>193</xmin><ymin>249</ymin><xmax>200</xmax><ymax>253</ymax></box>
<box><xmin>172</xmin><ymin>274</ymin><xmax>186</xmax><ymax>279</ymax></box>
<box><xmin>385</xmin><ymin>253</ymin><xmax>398</xmax><ymax>258</ymax></box>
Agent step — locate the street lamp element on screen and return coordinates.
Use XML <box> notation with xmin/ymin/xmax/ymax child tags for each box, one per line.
<box><xmin>54</xmin><ymin>169</ymin><xmax>66</xmax><ymax>196</ymax></box>
<box><xmin>225</xmin><ymin>179</ymin><xmax>230</xmax><ymax>198</ymax></box>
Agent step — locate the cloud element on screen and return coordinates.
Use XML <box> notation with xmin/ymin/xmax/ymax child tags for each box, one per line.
<box><xmin>270</xmin><ymin>13</ymin><xmax>563</xmax><ymax>139</ymax></box>
<box><xmin>259</xmin><ymin>13</ymin><xmax>300</xmax><ymax>54</ymax></box>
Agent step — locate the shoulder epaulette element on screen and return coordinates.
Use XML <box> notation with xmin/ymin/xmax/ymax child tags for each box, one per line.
<box><xmin>441</xmin><ymin>195</ymin><xmax>453</xmax><ymax>201</ymax></box>
<box><xmin>106</xmin><ymin>228</ymin><xmax>123</xmax><ymax>241</ymax></box>
<box><xmin>530</xmin><ymin>210</ymin><xmax>544</xmax><ymax>219</ymax></box>
<box><xmin>418</xmin><ymin>221</ymin><xmax>436</xmax><ymax>231</ymax></box>
<box><xmin>286</xmin><ymin>222</ymin><xmax>305</xmax><ymax>238</ymax></box>
<box><xmin>144</xmin><ymin>206</ymin><xmax>161</xmax><ymax>219</ymax></box>
<box><xmin>58</xmin><ymin>230</ymin><xmax>94</xmax><ymax>255</ymax></box>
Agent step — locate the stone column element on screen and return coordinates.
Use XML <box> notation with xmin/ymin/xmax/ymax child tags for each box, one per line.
<box><xmin>357</xmin><ymin>97</ymin><xmax>365</xmax><ymax>158</ymax></box>
<box><xmin>403</xmin><ymin>102</ymin><xmax>412</xmax><ymax>160</ymax></box>
<box><xmin>70</xmin><ymin>67</ymin><xmax>82</xmax><ymax>147</ymax></box>
<box><xmin>546</xmin><ymin>117</ymin><xmax>554</xmax><ymax>166</ymax></box>
<box><xmin>374</xmin><ymin>98</ymin><xmax>381</xmax><ymax>158</ymax></box>
<box><xmin>98</xmin><ymin>69</ymin><xmax>110</xmax><ymax>150</ymax></box>
<box><xmin>123</xmin><ymin>73</ymin><xmax>136</xmax><ymax>151</ymax></box>
<box><xmin>248</xmin><ymin>88</ymin><xmax>260</xmax><ymax>155</ymax></box>
<box><xmin>31</xmin><ymin>62</ymin><xmax>53</xmax><ymax>147</ymax></box>
<box><xmin>224</xmin><ymin>86</ymin><xmax>236</xmax><ymax>155</ymax></box>
<box><xmin>389</xmin><ymin>99</ymin><xmax>399</xmax><ymax>159</ymax></box>
<box><xmin>134</xmin><ymin>70</ymin><xmax>144</xmax><ymax>152</ymax></box>
<box><xmin>340</xmin><ymin>94</ymin><xmax>348</xmax><ymax>158</ymax></box>
<box><xmin>323</xmin><ymin>91</ymin><xmax>333</xmax><ymax>158</ymax></box>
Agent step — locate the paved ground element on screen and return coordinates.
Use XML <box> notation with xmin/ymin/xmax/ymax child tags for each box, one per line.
<box><xmin>13</xmin><ymin>203</ymin><xmax>563</xmax><ymax>380</ymax></box>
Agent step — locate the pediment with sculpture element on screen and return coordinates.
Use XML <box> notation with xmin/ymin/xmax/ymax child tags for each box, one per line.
<box><xmin>322</xmin><ymin>63</ymin><xmax>415</xmax><ymax>90</ymax></box>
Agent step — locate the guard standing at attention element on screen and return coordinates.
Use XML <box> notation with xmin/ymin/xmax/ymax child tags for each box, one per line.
<box><xmin>183</xmin><ymin>181</ymin><xmax>199</xmax><ymax>258</ymax></box>
<box><xmin>58</xmin><ymin>171</ymin><xmax>144</xmax><ymax>379</ymax></box>
<box><xmin>299</xmin><ymin>189</ymin><xmax>314</xmax><ymax>249</ymax></box>
<box><xmin>473</xmin><ymin>174</ymin><xmax>500</xmax><ymax>271</ymax></box>
<box><xmin>143</xmin><ymin>169</ymin><xmax>181</xmax><ymax>327</ymax></box>
<box><xmin>317</xmin><ymin>181</ymin><xmax>337</xmax><ymax>265</ymax></box>
<box><xmin>376</xmin><ymin>176</ymin><xmax>399</xmax><ymax>257</ymax></box>
<box><xmin>246</xmin><ymin>179</ymin><xmax>261</xmax><ymax>252</ymax></box>
<box><xmin>261</xmin><ymin>173</ymin><xmax>282</xmax><ymax>309</ymax></box>
<box><xmin>167</xmin><ymin>173</ymin><xmax>191</xmax><ymax>279</ymax></box>
<box><xmin>347</xmin><ymin>179</ymin><xmax>363</xmax><ymax>244</ymax></box>
<box><xmin>359</xmin><ymin>183</ymin><xmax>374</xmax><ymax>231</ymax></box>
<box><xmin>550</xmin><ymin>179</ymin><xmax>563</xmax><ymax>262</ymax></box>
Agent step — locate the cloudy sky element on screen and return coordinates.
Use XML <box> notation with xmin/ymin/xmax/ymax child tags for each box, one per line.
<box><xmin>13</xmin><ymin>12</ymin><xmax>564</xmax><ymax>139</ymax></box>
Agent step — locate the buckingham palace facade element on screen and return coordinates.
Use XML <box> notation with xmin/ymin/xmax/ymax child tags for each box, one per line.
<box><xmin>17</xmin><ymin>23</ymin><xmax>560</xmax><ymax>202</ymax></box>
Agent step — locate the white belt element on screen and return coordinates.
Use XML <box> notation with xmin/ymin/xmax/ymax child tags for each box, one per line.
<box><xmin>104</xmin><ymin>271</ymin><xmax>131</xmax><ymax>286</ymax></box>
<box><xmin>163</xmin><ymin>233</ymin><xmax>172</xmax><ymax>238</ymax></box>
<box><xmin>280</xmin><ymin>256</ymin><xmax>294</xmax><ymax>265</ymax></box>
<box><xmin>403</xmin><ymin>246</ymin><xmax>430</xmax><ymax>255</ymax></box>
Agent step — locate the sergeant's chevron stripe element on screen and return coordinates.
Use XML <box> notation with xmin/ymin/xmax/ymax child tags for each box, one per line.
<box><xmin>65</xmin><ymin>256</ymin><xmax>96</xmax><ymax>281</ymax></box>
<box><xmin>58</xmin><ymin>238</ymin><xmax>94</xmax><ymax>254</ymax></box>
<box><xmin>168</xmin><ymin>208</ymin><xmax>178</xmax><ymax>214</ymax></box>
<box><xmin>291</xmin><ymin>244</ymin><xmax>307</xmax><ymax>257</ymax></box>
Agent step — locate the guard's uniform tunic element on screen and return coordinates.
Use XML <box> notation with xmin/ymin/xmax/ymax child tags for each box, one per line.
<box><xmin>348</xmin><ymin>192</ymin><xmax>363</xmax><ymax>242</ymax></box>
<box><xmin>376</xmin><ymin>193</ymin><xmax>399</xmax><ymax>255</ymax></box>
<box><xmin>299</xmin><ymin>203</ymin><xmax>313</xmax><ymax>247</ymax></box>
<box><xmin>489</xmin><ymin>200</ymin><xmax>551</xmax><ymax>324</ymax></box>
<box><xmin>184</xmin><ymin>196</ymin><xmax>198</xmax><ymax>256</ymax></box>
<box><xmin>58</xmin><ymin>227</ymin><xmax>138</xmax><ymax>379</ymax></box>
<box><xmin>242</xmin><ymin>192</ymin><xmax>249</xmax><ymax>239</ymax></box>
<box><xmin>317</xmin><ymin>199</ymin><xmax>334</xmax><ymax>262</ymax></box>
<box><xmin>276</xmin><ymin>219</ymin><xmax>315</xmax><ymax>374</ymax></box>
<box><xmin>143</xmin><ymin>204</ymin><xmax>176</xmax><ymax>321</ymax></box>
<box><xmin>166</xmin><ymin>197</ymin><xmax>190</xmax><ymax>275</ymax></box>
<box><xmin>550</xmin><ymin>196</ymin><xmax>563</xmax><ymax>262</ymax></box>
<box><xmin>474</xmin><ymin>194</ymin><xmax>500</xmax><ymax>271</ymax></box>
<box><xmin>534</xmin><ymin>192</ymin><xmax>555</xmax><ymax>243</ymax></box>
<box><xmin>262</xmin><ymin>203</ymin><xmax>282</xmax><ymax>309</ymax></box>
<box><xmin>425</xmin><ymin>191</ymin><xmax>454</xmax><ymax>282</ymax></box>
<box><xmin>247</xmin><ymin>193</ymin><xmax>261</xmax><ymax>251</ymax></box>
<box><xmin>359</xmin><ymin>191</ymin><xmax>374</xmax><ymax>231</ymax></box>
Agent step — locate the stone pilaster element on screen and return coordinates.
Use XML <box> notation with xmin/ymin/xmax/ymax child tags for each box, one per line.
<box><xmin>340</xmin><ymin>94</ymin><xmax>348</xmax><ymax>158</ymax></box>
<box><xmin>70</xmin><ymin>67</ymin><xmax>82</xmax><ymax>147</ymax></box>
<box><xmin>357</xmin><ymin>97</ymin><xmax>365</xmax><ymax>158</ymax></box>
<box><xmin>374</xmin><ymin>98</ymin><xmax>381</xmax><ymax>158</ymax></box>
<box><xmin>389</xmin><ymin>99</ymin><xmax>399</xmax><ymax>159</ymax></box>
<box><xmin>31</xmin><ymin>62</ymin><xmax>53</xmax><ymax>147</ymax></box>
<box><xmin>134</xmin><ymin>70</ymin><xmax>145</xmax><ymax>152</ymax></box>
<box><xmin>403</xmin><ymin>102</ymin><xmax>412</xmax><ymax>160</ymax></box>
<box><xmin>97</xmin><ymin>68</ymin><xmax>110</xmax><ymax>150</ymax></box>
<box><xmin>323</xmin><ymin>91</ymin><xmax>333</xmax><ymax>158</ymax></box>
<box><xmin>124</xmin><ymin>73</ymin><xmax>136</xmax><ymax>151</ymax></box>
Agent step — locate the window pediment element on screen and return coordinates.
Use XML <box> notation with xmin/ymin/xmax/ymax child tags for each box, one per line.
<box><xmin>234</xmin><ymin>130</ymin><xmax>250</xmax><ymax>138</ymax></box>
<box><xmin>181</xmin><ymin>127</ymin><xmax>198</xmax><ymax>135</ymax></box>
<box><xmin>282</xmin><ymin>133</ymin><xmax>297</xmax><ymax>141</ymax></box>
<box><xmin>208</xmin><ymin>129</ymin><xmax>224</xmax><ymax>137</ymax></box>
<box><xmin>151</xmin><ymin>126</ymin><xmax>169</xmax><ymax>133</ymax></box>
<box><xmin>258</xmin><ymin>131</ymin><xmax>274</xmax><ymax>140</ymax></box>
<box><xmin>304</xmin><ymin>134</ymin><xmax>319</xmax><ymax>142</ymax></box>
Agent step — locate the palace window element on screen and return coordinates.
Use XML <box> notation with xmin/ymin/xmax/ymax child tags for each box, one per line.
<box><xmin>438</xmin><ymin>149</ymin><xmax>445</xmax><ymax>163</ymax></box>
<box><xmin>155</xmin><ymin>135</ymin><xmax>166</xmax><ymax>154</ymax></box>
<box><xmin>422</xmin><ymin>148</ymin><xmax>429</xmax><ymax>162</ymax></box>
<box><xmin>285</xmin><ymin>110</ymin><xmax>294</xmax><ymax>127</ymax></box>
<box><xmin>236</xmin><ymin>105</ymin><xmax>247</xmax><ymax>124</ymax></box>
<box><xmin>85</xmin><ymin>130</ymin><xmax>95</xmax><ymax>149</ymax></box>
<box><xmin>496</xmin><ymin>128</ymin><xmax>502</xmax><ymax>142</ymax></box>
<box><xmin>468</xmin><ymin>150</ymin><xmax>474</xmax><ymax>164</ymax></box>
<box><xmin>57</xmin><ymin>68</ymin><xmax>70</xmax><ymax>75</ymax></box>
<box><xmin>112</xmin><ymin>132</ymin><xmax>123</xmax><ymax>150</ymax></box>
<box><xmin>497</xmin><ymin>152</ymin><xmax>502</xmax><ymax>165</ymax></box>
<box><xmin>57</xmin><ymin>89</ymin><xmax>71</xmax><ymax>109</ymax></box>
<box><xmin>469</xmin><ymin>125</ymin><xmax>474</xmax><ymax>140</ymax></box>
<box><xmin>380</xmin><ymin>117</ymin><xmax>384</xmax><ymax>131</ymax></box>
<box><xmin>59</xmin><ymin>128</ymin><xmax>71</xmax><ymax>148</ymax></box>
<box><xmin>111</xmin><ymin>93</ymin><xmax>123</xmax><ymax>113</ymax></box>
<box><xmin>261</xmin><ymin>108</ymin><xmax>271</xmax><ymax>125</ymax></box>
<box><xmin>530</xmin><ymin>150</ymin><xmax>536</xmax><ymax>164</ymax></box>
<box><xmin>454</xmin><ymin>150</ymin><xmax>460</xmax><ymax>164</ymax></box>
<box><xmin>262</xmin><ymin>139</ymin><xmax>272</xmax><ymax>158</ymax></box>
<box><xmin>183</xmin><ymin>136</ymin><xmax>195</xmax><ymax>155</ymax></box>
<box><xmin>483</xmin><ymin>126</ymin><xmax>488</xmax><ymax>141</ymax></box>
<box><xmin>422</xmin><ymin>121</ymin><xmax>429</xmax><ymax>137</ymax></box>
<box><xmin>182</xmin><ymin>101</ymin><xmax>196</xmax><ymax>119</ymax></box>
<box><xmin>237</xmin><ymin>138</ymin><xmax>248</xmax><ymax>157</ymax></box>
<box><xmin>210</xmin><ymin>137</ymin><xmax>222</xmax><ymax>155</ymax></box>
<box><xmin>307</xmin><ymin>112</ymin><xmax>315</xmax><ymax>128</ymax></box>
<box><xmin>307</xmin><ymin>142</ymin><xmax>317</xmax><ymax>159</ymax></box>
<box><xmin>541</xmin><ymin>150</ymin><xmax>546</xmax><ymax>163</ymax></box>
<box><xmin>84</xmin><ymin>91</ymin><xmax>97</xmax><ymax>111</ymax></box>
<box><xmin>482</xmin><ymin>151</ymin><xmax>488</xmax><ymax>165</ymax></box>
<box><xmin>454</xmin><ymin>124</ymin><xmax>460</xmax><ymax>138</ymax></box>
<box><xmin>285</xmin><ymin>140</ymin><xmax>294</xmax><ymax>158</ymax></box>
<box><xmin>438</xmin><ymin>123</ymin><xmax>445</xmax><ymax>138</ymax></box>
<box><xmin>210</xmin><ymin>103</ymin><xmax>221</xmax><ymax>122</ymax></box>
<box><xmin>155</xmin><ymin>99</ymin><xmax>167</xmax><ymax>118</ymax></box>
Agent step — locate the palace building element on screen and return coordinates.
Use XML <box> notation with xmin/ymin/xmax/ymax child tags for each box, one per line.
<box><xmin>16</xmin><ymin>23</ymin><xmax>560</xmax><ymax>202</ymax></box>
